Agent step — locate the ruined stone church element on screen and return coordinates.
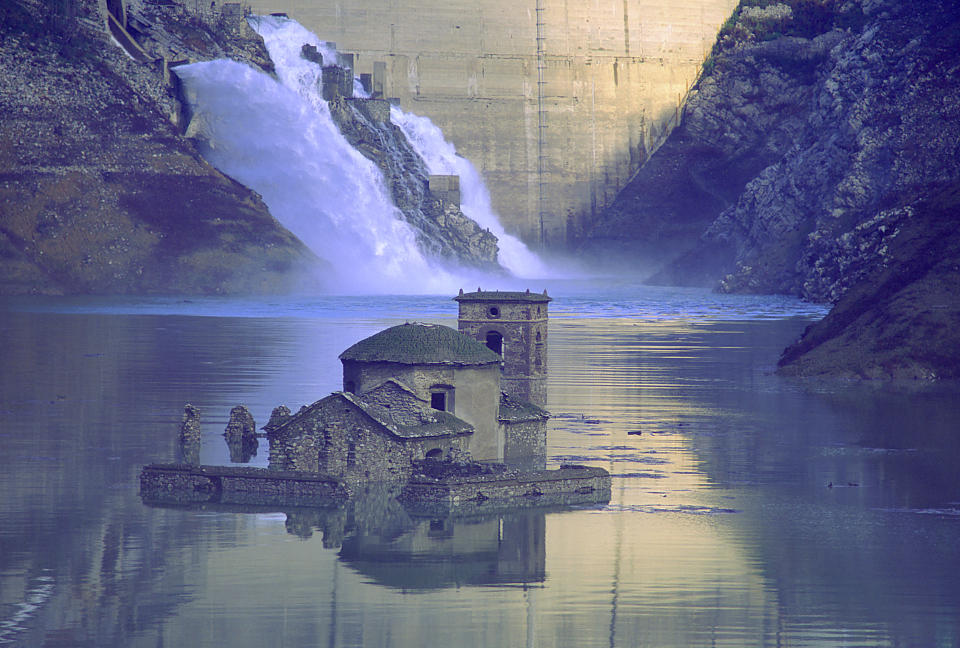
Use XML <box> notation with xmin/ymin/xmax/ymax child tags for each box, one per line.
<box><xmin>266</xmin><ymin>290</ymin><xmax>552</xmax><ymax>483</ymax></box>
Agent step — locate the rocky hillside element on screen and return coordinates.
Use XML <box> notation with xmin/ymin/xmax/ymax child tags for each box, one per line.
<box><xmin>0</xmin><ymin>0</ymin><xmax>500</xmax><ymax>296</ymax></box>
<box><xmin>582</xmin><ymin>0</ymin><xmax>960</xmax><ymax>378</ymax></box>
<box><xmin>0</xmin><ymin>0</ymin><xmax>325</xmax><ymax>295</ymax></box>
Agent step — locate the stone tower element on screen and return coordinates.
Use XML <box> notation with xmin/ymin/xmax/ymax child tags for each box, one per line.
<box><xmin>455</xmin><ymin>288</ymin><xmax>551</xmax><ymax>406</ymax></box>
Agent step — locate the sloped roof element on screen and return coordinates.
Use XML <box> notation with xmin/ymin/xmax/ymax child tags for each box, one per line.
<box><xmin>339</xmin><ymin>323</ymin><xmax>500</xmax><ymax>366</ymax></box>
<box><xmin>345</xmin><ymin>392</ymin><xmax>473</xmax><ymax>439</ymax></box>
<box><xmin>498</xmin><ymin>392</ymin><xmax>550</xmax><ymax>423</ymax></box>
<box><xmin>454</xmin><ymin>289</ymin><xmax>551</xmax><ymax>303</ymax></box>
<box><xmin>270</xmin><ymin>392</ymin><xmax>474</xmax><ymax>441</ymax></box>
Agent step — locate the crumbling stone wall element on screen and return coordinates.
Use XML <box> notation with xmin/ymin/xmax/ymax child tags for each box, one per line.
<box><xmin>317</xmin><ymin>402</ymin><xmax>415</xmax><ymax>483</ymax></box>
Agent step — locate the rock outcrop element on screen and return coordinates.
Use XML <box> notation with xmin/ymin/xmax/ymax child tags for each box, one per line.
<box><xmin>581</xmin><ymin>0</ymin><xmax>960</xmax><ymax>378</ymax></box>
<box><xmin>778</xmin><ymin>182</ymin><xmax>960</xmax><ymax>379</ymax></box>
<box><xmin>0</xmin><ymin>0</ymin><xmax>324</xmax><ymax>295</ymax></box>
<box><xmin>325</xmin><ymin>93</ymin><xmax>500</xmax><ymax>270</ymax></box>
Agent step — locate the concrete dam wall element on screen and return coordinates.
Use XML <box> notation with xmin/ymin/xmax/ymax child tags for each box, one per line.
<box><xmin>246</xmin><ymin>0</ymin><xmax>737</xmax><ymax>247</ymax></box>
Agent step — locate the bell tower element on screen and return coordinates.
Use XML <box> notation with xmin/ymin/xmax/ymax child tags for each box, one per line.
<box><xmin>454</xmin><ymin>288</ymin><xmax>551</xmax><ymax>406</ymax></box>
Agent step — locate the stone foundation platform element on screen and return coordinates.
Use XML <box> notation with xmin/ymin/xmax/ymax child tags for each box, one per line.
<box><xmin>399</xmin><ymin>465</ymin><xmax>611</xmax><ymax>516</ymax></box>
<box><xmin>139</xmin><ymin>464</ymin><xmax>349</xmax><ymax>507</ymax></box>
<box><xmin>140</xmin><ymin>463</ymin><xmax>610</xmax><ymax>514</ymax></box>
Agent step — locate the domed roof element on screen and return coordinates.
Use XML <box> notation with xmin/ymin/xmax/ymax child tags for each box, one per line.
<box><xmin>339</xmin><ymin>323</ymin><xmax>501</xmax><ymax>366</ymax></box>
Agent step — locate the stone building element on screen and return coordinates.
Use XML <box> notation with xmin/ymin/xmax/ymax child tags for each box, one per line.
<box><xmin>266</xmin><ymin>294</ymin><xmax>550</xmax><ymax>484</ymax></box>
<box><xmin>455</xmin><ymin>288</ymin><xmax>550</xmax><ymax>406</ymax></box>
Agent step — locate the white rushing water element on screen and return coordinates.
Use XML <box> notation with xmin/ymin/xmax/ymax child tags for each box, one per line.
<box><xmin>390</xmin><ymin>109</ymin><xmax>549</xmax><ymax>278</ymax></box>
<box><xmin>173</xmin><ymin>15</ymin><xmax>546</xmax><ymax>293</ymax></box>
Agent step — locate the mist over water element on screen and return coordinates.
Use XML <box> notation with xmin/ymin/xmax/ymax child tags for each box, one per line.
<box><xmin>174</xmin><ymin>15</ymin><xmax>548</xmax><ymax>293</ymax></box>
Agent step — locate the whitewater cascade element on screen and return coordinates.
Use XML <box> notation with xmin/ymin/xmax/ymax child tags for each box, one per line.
<box><xmin>174</xmin><ymin>15</ymin><xmax>545</xmax><ymax>293</ymax></box>
<box><xmin>391</xmin><ymin>110</ymin><xmax>549</xmax><ymax>278</ymax></box>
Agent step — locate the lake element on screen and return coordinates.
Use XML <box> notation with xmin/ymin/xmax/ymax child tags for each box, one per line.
<box><xmin>2</xmin><ymin>281</ymin><xmax>959</xmax><ymax>647</ymax></box>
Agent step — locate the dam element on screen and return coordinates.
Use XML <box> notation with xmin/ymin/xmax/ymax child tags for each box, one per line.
<box><xmin>245</xmin><ymin>0</ymin><xmax>738</xmax><ymax>247</ymax></box>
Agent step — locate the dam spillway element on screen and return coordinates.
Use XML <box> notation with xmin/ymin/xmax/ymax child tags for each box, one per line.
<box><xmin>244</xmin><ymin>0</ymin><xmax>738</xmax><ymax>247</ymax></box>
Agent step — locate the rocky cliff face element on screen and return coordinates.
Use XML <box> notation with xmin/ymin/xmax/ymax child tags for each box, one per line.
<box><xmin>778</xmin><ymin>182</ymin><xmax>960</xmax><ymax>379</ymax></box>
<box><xmin>582</xmin><ymin>0</ymin><xmax>960</xmax><ymax>378</ymax></box>
<box><xmin>0</xmin><ymin>0</ymin><xmax>324</xmax><ymax>295</ymax></box>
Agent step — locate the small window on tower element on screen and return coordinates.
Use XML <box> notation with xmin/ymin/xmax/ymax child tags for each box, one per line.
<box><xmin>431</xmin><ymin>392</ymin><xmax>446</xmax><ymax>411</ymax></box>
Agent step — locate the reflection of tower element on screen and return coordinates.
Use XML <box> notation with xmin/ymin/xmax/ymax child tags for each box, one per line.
<box><xmin>455</xmin><ymin>289</ymin><xmax>551</xmax><ymax>406</ymax></box>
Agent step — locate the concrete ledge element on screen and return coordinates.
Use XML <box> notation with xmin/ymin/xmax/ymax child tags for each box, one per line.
<box><xmin>399</xmin><ymin>465</ymin><xmax>611</xmax><ymax>516</ymax></box>
<box><xmin>139</xmin><ymin>463</ymin><xmax>349</xmax><ymax>507</ymax></box>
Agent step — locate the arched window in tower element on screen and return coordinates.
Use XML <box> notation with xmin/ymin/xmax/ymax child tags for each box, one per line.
<box><xmin>485</xmin><ymin>331</ymin><xmax>504</xmax><ymax>356</ymax></box>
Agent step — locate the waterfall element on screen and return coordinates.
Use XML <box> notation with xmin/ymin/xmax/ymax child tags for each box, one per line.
<box><xmin>391</xmin><ymin>109</ymin><xmax>549</xmax><ymax>278</ymax></box>
<box><xmin>174</xmin><ymin>15</ymin><xmax>547</xmax><ymax>294</ymax></box>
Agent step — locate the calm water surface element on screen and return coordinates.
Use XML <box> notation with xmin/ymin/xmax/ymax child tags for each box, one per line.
<box><xmin>1</xmin><ymin>283</ymin><xmax>958</xmax><ymax>647</ymax></box>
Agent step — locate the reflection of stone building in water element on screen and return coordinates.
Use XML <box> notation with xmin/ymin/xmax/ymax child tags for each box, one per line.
<box><xmin>267</xmin><ymin>290</ymin><xmax>550</xmax><ymax>483</ymax></box>
<box><xmin>284</xmin><ymin>486</ymin><xmax>546</xmax><ymax>589</ymax></box>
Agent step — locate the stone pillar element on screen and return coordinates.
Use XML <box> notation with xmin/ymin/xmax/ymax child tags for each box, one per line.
<box><xmin>372</xmin><ymin>61</ymin><xmax>386</xmax><ymax>98</ymax></box>
<box><xmin>322</xmin><ymin>65</ymin><xmax>354</xmax><ymax>100</ymax></box>
<box><xmin>178</xmin><ymin>404</ymin><xmax>201</xmax><ymax>465</ymax></box>
<box><xmin>224</xmin><ymin>405</ymin><xmax>258</xmax><ymax>463</ymax></box>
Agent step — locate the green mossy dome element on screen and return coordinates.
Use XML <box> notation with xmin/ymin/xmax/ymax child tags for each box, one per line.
<box><xmin>339</xmin><ymin>323</ymin><xmax>501</xmax><ymax>366</ymax></box>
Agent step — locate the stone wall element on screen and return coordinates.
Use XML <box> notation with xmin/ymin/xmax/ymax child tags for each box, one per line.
<box><xmin>501</xmin><ymin>418</ymin><xmax>546</xmax><ymax>469</ymax></box>
<box><xmin>457</xmin><ymin>297</ymin><xmax>548</xmax><ymax>405</ymax></box>
<box><xmin>246</xmin><ymin>0</ymin><xmax>738</xmax><ymax>246</ymax></box>
<box><xmin>139</xmin><ymin>463</ymin><xmax>349</xmax><ymax>506</ymax></box>
<box><xmin>268</xmin><ymin>396</ymin><xmax>471</xmax><ymax>483</ymax></box>
<box><xmin>343</xmin><ymin>362</ymin><xmax>502</xmax><ymax>460</ymax></box>
<box><xmin>399</xmin><ymin>466</ymin><xmax>611</xmax><ymax>516</ymax></box>
<box><xmin>317</xmin><ymin>399</ymin><xmax>461</xmax><ymax>483</ymax></box>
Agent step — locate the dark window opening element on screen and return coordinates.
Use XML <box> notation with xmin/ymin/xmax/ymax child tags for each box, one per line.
<box><xmin>536</xmin><ymin>331</ymin><xmax>542</xmax><ymax>342</ymax></box>
<box><xmin>488</xmin><ymin>306</ymin><xmax>500</xmax><ymax>318</ymax></box>
<box><xmin>425</xmin><ymin>448</ymin><xmax>443</xmax><ymax>460</ymax></box>
<box><xmin>344</xmin><ymin>380</ymin><xmax>356</xmax><ymax>393</ymax></box>
<box><xmin>431</xmin><ymin>392</ymin><xmax>446</xmax><ymax>411</ymax></box>
<box><xmin>486</xmin><ymin>331</ymin><xmax>503</xmax><ymax>356</ymax></box>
